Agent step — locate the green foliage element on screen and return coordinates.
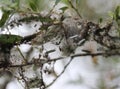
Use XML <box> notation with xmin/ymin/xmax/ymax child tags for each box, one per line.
<box><xmin>98</xmin><ymin>18</ymin><xmax>103</xmax><ymax>24</ymax></box>
<box><xmin>61</xmin><ymin>0</ymin><xmax>69</xmax><ymax>5</ymax></box>
<box><xmin>0</xmin><ymin>0</ymin><xmax>20</xmax><ymax>27</ymax></box>
<box><xmin>28</xmin><ymin>0</ymin><xmax>39</xmax><ymax>11</ymax></box>
<box><xmin>0</xmin><ymin>34</ymin><xmax>23</xmax><ymax>45</ymax></box>
<box><xmin>0</xmin><ymin>0</ymin><xmax>49</xmax><ymax>13</ymax></box>
<box><xmin>55</xmin><ymin>0</ymin><xmax>62</xmax><ymax>5</ymax></box>
<box><xmin>60</xmin><ymin>6</ymin><xmax>68</xmax><ymax>13</ymax></box>
<box><xmin>0</xmin><ymin>9</ymin><xmax>11</xmax><ymax>27</ymax></box>
<box><xmin>0</xmin><ymin>0</ymin><xmax>19</xmax><ymax>11</ymax></box>
<box><xmin>12</xmin><ymin>0</ymin><xmax>20</xmax><ymax>10</ymax></box>
<box><xmin>26</xmin><ymin>0</ymin><xmax>51</xmax><ymax>12</ymax></box>
<box><xmin>114</xmin><ymin>6</ymin><xmax>120</xmax><ymax>22</ymax></box>
<box><xmin>109</xmin><ymin>5</ymin><xmax>120</xmax><ymax>35</ymax></box>
<box><xmin>115</xmin><ymin>6</ymin><xmax>120</xmax><ymax>35</ymax></box>
<box><xmin>61</xmin><ymin>0</ymin><xmax>81</xmax><ymax>7</ymax></box>
<box><xmin>109</xmin><ymin>6</ymin><xmax>120</xmax><ymax>23</ymax></box>
<box><xmin>19</xmin><ymin>15</ymin><xmax>53</xmax><ymax>23</ymax></box>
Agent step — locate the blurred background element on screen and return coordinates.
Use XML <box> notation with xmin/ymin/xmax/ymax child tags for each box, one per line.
<box><xmin>0</xmin><ymin>0</ymin><xmax>120</xmax><ymax>89</ymax></box>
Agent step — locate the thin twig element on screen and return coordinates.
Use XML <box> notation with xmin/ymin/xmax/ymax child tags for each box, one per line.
<box><xmin>68</xmin><ymin>0</ymin><xmax>82</xmax><ymax>18</ymax></box>
<box><xmin>19</xmin><ymin>67</ymin><xmax>29</xmax><ymax>89</ymax></box>
<box><xmin>45</xmin><ymin>57</ymin><xmax>73</xmax><ymax>88</ymax></box>
<box><xmin>7</xmin><ymin>51</ymin><xmax>120</xmax><ymax>68</ymax></box>
<box><xmin>46</xmin><ymin>1</ymin><xmax>58</xmax><ymax>17</ymax></box>
<box><xmin>16</xmin><ymin>46</ymin><xmax>27</xmax><ymax>63</ymax></box>
<box><xmin>39</xmin><ymin>65</ymin><xmax>46</xmax><ymax>89</ymax></box>
<box><xmin>1</xmin><ymin>11</ymin><xmax>15</xmax><ymax>33</ymax></box>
